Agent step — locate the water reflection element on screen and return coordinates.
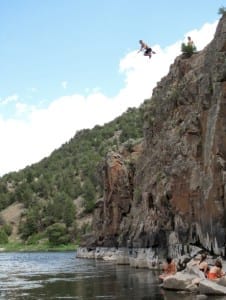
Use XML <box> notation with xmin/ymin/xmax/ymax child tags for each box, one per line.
<box><xmin>0</xmin><ymin>252</ymin><xmax>224</xmax><ymax>300</ymax></box>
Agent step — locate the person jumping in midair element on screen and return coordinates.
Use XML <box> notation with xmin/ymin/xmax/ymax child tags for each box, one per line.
<box><xmin>138</xmin><ymin>40</ymin><xmax>156</xmax><ymax>59</ymax></box>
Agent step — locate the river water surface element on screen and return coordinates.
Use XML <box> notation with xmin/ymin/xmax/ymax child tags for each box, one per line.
<box><xmin>0</xmin><ymin>251</ymin><xmax>224</xmax><ymax>300</ymax></box>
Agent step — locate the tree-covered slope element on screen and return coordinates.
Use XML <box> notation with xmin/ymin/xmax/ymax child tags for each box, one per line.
<box><xmin>0</xmin><ymin>106</ymin><xmax>144</xmax><ymax>244</ymax></box>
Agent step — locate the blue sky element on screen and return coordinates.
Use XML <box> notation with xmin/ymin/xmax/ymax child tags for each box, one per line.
<box><xmin>0</xmin><ymin>0</ymin><xmax>224</xmax><ymax>175</ymax></box>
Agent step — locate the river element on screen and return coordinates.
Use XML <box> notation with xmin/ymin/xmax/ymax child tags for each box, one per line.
<box><xmin>0</xmin><ymin>251</ymin><xmax>224</xmax><ymax>300</ymax></box>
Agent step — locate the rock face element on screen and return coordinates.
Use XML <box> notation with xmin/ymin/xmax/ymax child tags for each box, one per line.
<box><xmin>91</xmin><ymin>146</ymin><xmax>140</xmax><ymax>247</ymax></box>
<box><xmin>84</xmin><ymin>15</ymin><xmax>226</xmax><ymax>257</ymax></box>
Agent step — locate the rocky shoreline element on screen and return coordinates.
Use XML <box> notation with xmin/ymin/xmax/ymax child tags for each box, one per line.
<box><xmin>77</xmin><ymin>247</ymin><xmax>226</xmax><ymax>296</ymax></box>
<box><xmin>76</xmin><ymin>245</ymin><xmax>202</xmax><ymax>268</ymax></box>
<box><xmin>77</xmin><ymin>247</ymin><xmax>160</xmax><ymax>268</ymax></box>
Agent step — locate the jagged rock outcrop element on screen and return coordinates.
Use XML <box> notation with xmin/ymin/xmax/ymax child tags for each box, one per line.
<box><xmin>83</xmin><ymin>15</ymin><xmax>226</xmax><ymax>257</ymax></box>
<box><xmin>88</xmin><ymin>142</ymin><xmax>142</xmax><ymax>247</ymax></box>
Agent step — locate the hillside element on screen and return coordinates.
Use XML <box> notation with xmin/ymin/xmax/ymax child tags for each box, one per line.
<box><xmin>0</xmin><ymin>107</ymin><xmax>144</xmax><ymax>245</ymax></box>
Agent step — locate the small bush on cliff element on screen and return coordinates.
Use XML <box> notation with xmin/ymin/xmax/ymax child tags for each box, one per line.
<box><xmin>181</xmin><ymin>43</ymin><xmax>197</xmax><ymax>57</ymax></box>
<box><xmin>218</xmin><ymin>6</ymin><xmax>226</xmax><ymax>15</ymax></box>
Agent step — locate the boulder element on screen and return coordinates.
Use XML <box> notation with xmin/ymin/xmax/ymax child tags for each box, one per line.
<box><xmin>217</xmin><ymin>276</ymin><xmax>226</xmax><ymax>287</ymax></box>
<box><xmin>199</xmin><ymin>280</ymin><xmax>226</xmax><ymax>295</ymax></box>
<box><xmin>185</xmin><ymin>263</ymin><xmax>206</xmax><ymax>279</ymax></box>
<box><xmin>162</xmin><ymin>272</ymin><xmax>198</xmax><ymax>292</ymax></box>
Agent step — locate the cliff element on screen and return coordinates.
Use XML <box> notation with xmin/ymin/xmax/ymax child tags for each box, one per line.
<box><xmin>84</xmin><ymin>15</ymin><xmax>226</xmax><ymax>257</ymax></box>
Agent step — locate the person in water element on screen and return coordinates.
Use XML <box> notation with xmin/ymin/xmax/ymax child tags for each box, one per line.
<box><xmin>138</xmin><ymin>40</ymin><xmax>156</xmax><ymax>59</ymax></box>
<box><xmin>207</xmin><ymin>259</ymin><xmax>225</xmax><ymax>280</ymax></box>
<box><xmin>159</xmin><ymin>257</ymin><xmax>177</xmax><ymax>280</ymax></box>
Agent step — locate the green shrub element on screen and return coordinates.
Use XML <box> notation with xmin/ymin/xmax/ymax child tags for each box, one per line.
<box><xmin>0</xmin><ymin>229</ymin><xmax>8</xmax><ymax>244</ymax></box>
<box><xmin>82</xmin><ymin>179</ymin><xmax>96</xmax><ymax>213</ymax></box>
<box><xmin>19</xmin><ymin>208</ymin><xmax>40</xmax><ymax>240</ymax></box>
<box><xmin>181</xmin><ymin>43</ymin><xmax>197</xmax><ymax>57</ymax></box>
<box><xmin>2</xmin><ymin>224</ymin><xmax>12</xmax><ymax>236</ymax></box>
<box><xmin>46</xmin><ymin>223</ymin><xmax>70</xmax><ymax>246</ymax></box>
<box><xmin>27</xmin><ymin>233</ymin><xmax>46</xmax><ymax>245</ymax></box>
<box><xmin>218</xmin><ymin>6</ymin><xmax>226</xmax><ymax>15</ymax></box>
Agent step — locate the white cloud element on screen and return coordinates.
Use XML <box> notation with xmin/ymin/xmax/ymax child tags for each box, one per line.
<box><xmin>0</xmin><ymin>94</ymin><xmax>19</xmax><ymax>105</ymax></box>
<box><xmin>15</xmin><ymin>102</ymin><xmax>28</xmax><ymax>115</ymax></box>
<box><xmin>61</xmin><ymin>81</ymin><xmax>68</xmax><ymax>89</ymax></box>
<box><xmin>0</xmin><ymin>21</ymin><xmax>218</xmax><ymax>176</ymax></box>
